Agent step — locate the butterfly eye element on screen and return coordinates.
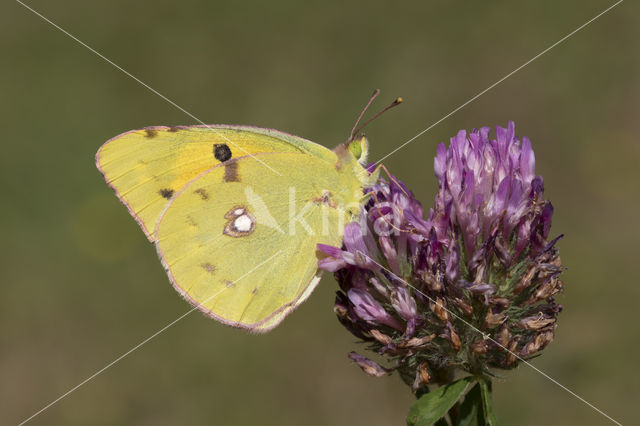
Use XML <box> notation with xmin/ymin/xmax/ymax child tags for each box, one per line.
<box><xmin>348</xmin><ymin>138</ymin><xmax>363</xmax><ymax>159</ymax></box>
<box><xmin>347</xmin><ymin>135</ymin><xmax>369</xmax><ymax>165</ymax></box>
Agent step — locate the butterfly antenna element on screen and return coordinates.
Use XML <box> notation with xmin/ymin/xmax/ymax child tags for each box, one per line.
<box><xmin>351</xmin><ymin>96</ymin><xmax>403</xmax><ymax>139</ymax></box>
<box><xmin>349</xmin><ymin>89</ymin><xmax>380</xmax><ymax>141</ymax></box>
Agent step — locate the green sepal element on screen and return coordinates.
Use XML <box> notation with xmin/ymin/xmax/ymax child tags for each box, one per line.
<box><xmin>406</xmin><ymin>377</ymin><xmax>473</xmax><ymax>426</ymax></box>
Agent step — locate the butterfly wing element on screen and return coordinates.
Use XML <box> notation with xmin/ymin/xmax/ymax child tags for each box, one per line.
<box><xmin>155</xmin><ymin>152</ymin><xmax>357</xmax><ymax>332</ymax></box>
<box><xmin>96</xmin><ymin>125</ymin><xmax>334</xmax><ymax>240</ymax></box>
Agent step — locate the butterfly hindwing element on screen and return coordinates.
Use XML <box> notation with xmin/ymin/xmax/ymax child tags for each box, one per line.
<box><xmin>96</xmin><ymin>125</ymin><xmax>334</xmax><ymax>240</ymax></box>
<box><xmin>155</xmin><ymin>153</ymin><xmax>351</xmax><ymax>331</ymax></box>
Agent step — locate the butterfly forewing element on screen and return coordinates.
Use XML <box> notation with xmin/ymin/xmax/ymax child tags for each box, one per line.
<box><xmin>96</xmin><ymin>125</ymin><xmax>333</xmax><ymax>240</ymax></box>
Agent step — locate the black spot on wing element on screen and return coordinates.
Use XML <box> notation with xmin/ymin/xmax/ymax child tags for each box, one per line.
<box><xmin>167</xmin><ymin>126</ymin><xmax>183</xmax><ymax>132</ymax></box>
<box><xmin>214</xmin><ymin>143</ymin><xmax>232</xmax><ymax>162</ymax></box>
<box><xmin>145</xmin><ymin>129</ymin><xmax>158</xmax><ymax>138</ymax></box>
<box><xmin>194</xmin><ymin>188</ymin><xmax>209</xmax><ymax>200</ymax></box>
<box><xmin>159</xmin><ymin>188</ymin><xmax>174</xmax><ymax>199</ymax></box>
<box><xmin>223</xmin><ymin>162</ymin><xmax>239</xmax><ymax>182</ymax></box>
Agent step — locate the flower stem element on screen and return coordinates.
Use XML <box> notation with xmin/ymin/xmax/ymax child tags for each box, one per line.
<box><xmin>479</xmin><ymin>378</ymin><xmax>498</xmax><ymax>425</ymax></box>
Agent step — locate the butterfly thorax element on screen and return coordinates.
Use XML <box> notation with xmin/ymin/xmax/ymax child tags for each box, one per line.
<box><xmin>330</xmin><ymin>136</ymin><xmax>379</xmax><ymax>219</ymax></box>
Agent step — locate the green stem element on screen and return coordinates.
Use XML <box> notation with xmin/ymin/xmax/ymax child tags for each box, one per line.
<box><xmin>479</xmin><ymin>378</ymin><xmax>498</xmax><ymax>425</ymax></box>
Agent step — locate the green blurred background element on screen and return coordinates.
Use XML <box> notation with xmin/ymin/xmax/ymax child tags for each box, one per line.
<box><xmin>2</xmin><ymin>0</ymin><xmax>638</xmax><ymax>424</ymax></box>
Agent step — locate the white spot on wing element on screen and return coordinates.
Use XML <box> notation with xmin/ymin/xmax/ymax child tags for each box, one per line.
<box><xmin>223</xmin><ymin>205</ymin><xmax>256</xmax><ymax>237</ymax></box>
<box><xmin>233</xmin><ymin>215</ymin><xmax>253</xmax><ymax>232</ymax></box>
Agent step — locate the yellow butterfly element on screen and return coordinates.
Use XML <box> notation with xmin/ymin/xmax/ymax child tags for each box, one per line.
<box><xmin>96</xmin><ymin>123</ymin><xmax>377</xmax><ymax>332</ymax></box>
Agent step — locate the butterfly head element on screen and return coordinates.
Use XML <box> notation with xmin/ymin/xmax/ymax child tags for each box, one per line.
<box><xmin>334</xmin><ymin>136</ymin><xmax>378</xmax><ymax>189</ymax></box>
<box><xmin>347</xmin><ymin>134</ymin><xmax>369</xmax><ymax>166</ymax></box>
<box><xmin>334</xmin><ymin>135</ymin><xmax>369</xmax><ymax>169</ymax></box>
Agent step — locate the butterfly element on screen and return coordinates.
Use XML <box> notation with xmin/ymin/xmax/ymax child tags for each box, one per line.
<box><xmin>96</xmin><ymin>91</ymin><xmax>400</xmax><ymax>332</ymax></box>
<box><xmin>96</xmin><ymin>123</ymin><xmax>381</xmax><ymax>332</ymax></box>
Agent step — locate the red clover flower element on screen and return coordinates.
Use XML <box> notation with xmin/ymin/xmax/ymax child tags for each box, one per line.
<box><xmin>318</xmin><ymin>122</ymin><xmax>564</xmax><ymax>414</ymax></box>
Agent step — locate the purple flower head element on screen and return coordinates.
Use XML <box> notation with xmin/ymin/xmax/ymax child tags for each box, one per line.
<box><xmin>318</xmin><ymin>122</ymin><xmax>564</xmax><ymax>392</ymax></box>
<box><xmin>433</xmin><ymin>121</ymin><xmax>547</xmax><ymax>266</ymax></box>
